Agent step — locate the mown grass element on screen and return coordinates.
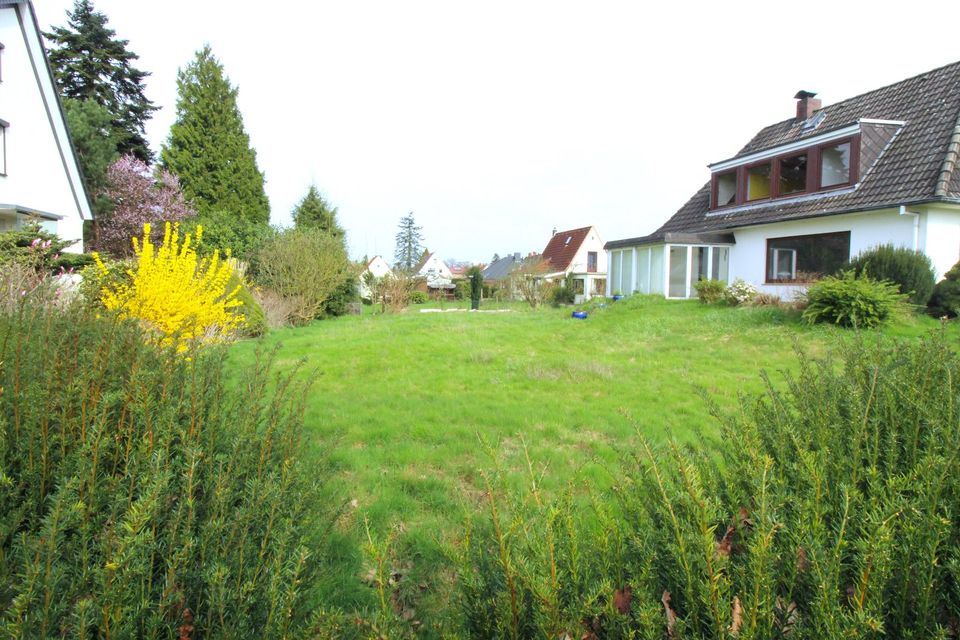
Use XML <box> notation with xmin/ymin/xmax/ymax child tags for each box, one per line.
<box><xmin>227</xmin><ymin>295</ymin><xmax>955</xmax><ymax>632</ymax></box>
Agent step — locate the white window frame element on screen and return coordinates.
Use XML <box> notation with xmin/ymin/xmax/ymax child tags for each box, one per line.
<box><xmin>770</xmin><ymin>248</ymin><xmax>798</xmax><ymax>281</ymax></box>
<box><xmin>665</xmin><ymin>244</ymin><xmax>734</xmax><ymax>299</ymax></box>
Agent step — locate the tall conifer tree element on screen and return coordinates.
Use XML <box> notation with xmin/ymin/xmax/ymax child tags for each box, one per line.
<box><xmin>394</xmin><ymin>212</ymin><xmax>425</xmax><ymax>272</ymax></box>
<box><xmin>161</xmin><ymin>46</ymin><xmax>270</xmax><ymax>255</ymax></box>
<box><xmin>45</xmin><ymin>0</ymin><xmax>156</xmax><ymax>162</ymax></box>
<box><xmin>292</xmin><ymin>186</ymin><xmax>343</xmax><ymax>239</ymax></box>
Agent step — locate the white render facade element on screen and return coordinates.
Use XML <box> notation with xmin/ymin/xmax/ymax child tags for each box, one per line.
<box><xmin>0</xmin><ymin>0</ymin><xmax>92</xmax><ymax>251</ymax></box>
<box><xmin>358</xmin><ymin>255</ymin><xmax>392</xmax><ymax>298</ymax></box>
<box><xmin>606</xmin><ymin>203</ymin><xmax>960</xmax><ymax>300</ymax></box>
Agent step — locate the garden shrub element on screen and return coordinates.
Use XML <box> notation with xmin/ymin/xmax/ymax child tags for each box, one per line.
<box><xmin>750</xmin><ymin>292</ymin><xmax>782</xmax><ymax>306</ymax></box>
<box><xmin>845</xmin><ymin>243</ymin><xmax>936</xmax><ymax>305</ymax></box>
<box><xmin>254</xmin><ymin>228</ymin><xmax>352</xmax><ymax>325</ymax></box>
<box><xmin>724</xmin><ymin>278</ymin><xmax>757</xmax><ymax>305</ymax></box>
<box><xmin>93</xmin><ymin>222</ymin><xmax>243</xmax><ymax>351</ymax></box>
<box><xmin>801</xmin><ymin>270</ymin><xmax>908</xmax><ymax>328</ymax></box>
<box><xmin>928</xmin><ymin>259</ymin><xmax>960</xmax><ymax>317</ymax></box>
<box><xmin>550</xmin><ymin>274</ymin><xmax>577</xmax><ymax>306</ymax></box>
<box><xmin>228</xmin><ymin>271</ymin><xmax>268</xmax><ymax>337</ymax></box>
<box><xmin>409</xmin><ymin>290</ymin><xmax>429</xmax><ymax>304</ymax></box>
<box><xmin>322</xmin><ymin>271</ymin><xmax>360</xmax><ymax>317</ymax></box>
<box><xmin>693</xmin><ymin>278</ymin><xmax>726</xmax><ymax>304</ymax></box>
<box><xmin>458</xmin><ymin>331</ymin><xmax>960</xmax><ymax>639</ymax></box>
<box><xmin>0</xmin><ymin>285</ymin><xmax>340</xmax><ymax>637</ymax></box>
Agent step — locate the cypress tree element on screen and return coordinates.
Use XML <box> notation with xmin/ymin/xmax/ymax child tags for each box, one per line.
<box><xmin>292</xmin><ymin>186</ymin><xmax>344</xmax><ymax>238</ymax></box>
<box><xmin>161</xmin><ymin>45</ymin><xmax>270</xmax><ymax>255</ymax></box>
<box><xmin>45</xmin><ymin>0</ymin><xmax>156</xmax><ymax>162</ymax></box>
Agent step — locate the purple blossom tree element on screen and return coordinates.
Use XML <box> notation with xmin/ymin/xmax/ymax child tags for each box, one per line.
<box><xmin>96</xmin><ymin>155</ymin><xmax>196</xmax><ymax>256</ymax></box>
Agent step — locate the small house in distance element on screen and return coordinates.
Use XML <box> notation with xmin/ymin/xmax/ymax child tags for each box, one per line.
<box><xmin>0</xmin><ymin>0</ymin><xmax>93</xmax><ymax>251</ymax></box>
<box><xmin>414</xmin><ymin>251</ymin><xmax>455</xmax><ymax>297</ymax></box>
<box><xmin>539</xmin><ymin>226</ymin><xmax>607</xmax><ymax>303</ymax></box>
<box><xmin>605</xmin><ymin>60</ymin><xmax>960</xmax><ymax>299</ymax></box>
<box><xmin>358</xmin><ymin>255</ymin><xmax>392</xmax><ymax>299</ymax></box>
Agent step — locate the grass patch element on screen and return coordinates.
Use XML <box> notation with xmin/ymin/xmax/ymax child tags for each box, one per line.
<box><xmin>227</xmin><ymin>295</ymin><xmax>955</xmax><ymax>633</ymax></box>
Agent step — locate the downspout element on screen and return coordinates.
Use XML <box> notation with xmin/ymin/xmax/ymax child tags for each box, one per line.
<box><xmin>899</xmin><ymin>205</ymin><xmax>920</xmax><ymax>251</ymax></box>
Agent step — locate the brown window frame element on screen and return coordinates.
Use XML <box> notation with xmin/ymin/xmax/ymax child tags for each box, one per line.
<box><xmin>764</xmin><ymin>230</ymin><xmax>851</xmax><ymax>284</ymax></box>
<box><xmin>711</xmin><ymin>169</ymin><xmax>739</xmax><ymax>210</ymax></box>
<box><xmin>709</xmin><ymin>134</ymin><xmax>861</xmax><ymax>210</ymax></box>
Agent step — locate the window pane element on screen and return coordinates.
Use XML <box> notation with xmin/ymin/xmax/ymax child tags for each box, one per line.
<box><xmin>747</xmin><ymin>163</ymin><xmax>771</xmax><ymax>200</ymax></box>
<box><xmin>821</xmin><ymin>142</ymin><xmax>851</xmax><ymax>187</ymax></box>
<box><xmin>716</xmin><ymin>171</ymin><xmax>736</xmax><ymax>206</ymax></box>
<box><xmin>622</xmin><ymin>249</ymin><xmax>633</xmax><ymax>293</ymax></box>
<box><xmin>693</xmin><ymin>247</ymin><xmax>709</xmax><ymax>284</ymax></box>
<box><xmin>712</xmin><ymin>247</ymin><xmax>729</xmax><ymax>282</ymax></box>
<box><xmin>766</xmin><ymin>232</ymin><xmax>850</xmax><ymax>282</ymax></box>
<box><xmin>778</xmin><ymin>153</ymin><xmax>807</xmax><ymax>195</ymax></box>
<box><xmin>668</xmin><ymin>246</ymin><xmax>688</xmax><ymax>297</ymax></box>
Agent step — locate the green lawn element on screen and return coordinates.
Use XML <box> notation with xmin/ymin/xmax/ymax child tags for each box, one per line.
<box><xmin>227</xmin><ymin>296</ymin><xmax>953</xmax><ymax>629</ymax></box>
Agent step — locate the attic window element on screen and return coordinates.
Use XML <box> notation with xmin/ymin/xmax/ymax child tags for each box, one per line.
<box><xmin>565</xmin><ymin>236</ymin><xmax>571</xmax><ymax>245</ymax></box>
<box><xmin>710</xmin><ymin>135</ymin><xmax>859</xmax><ymax>209</ymax></box>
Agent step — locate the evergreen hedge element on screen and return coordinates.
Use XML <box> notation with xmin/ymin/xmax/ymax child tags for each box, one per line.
<box><xmin>844</xmin><ymin>244</ymin><xmax>935</xmax><ymax>305</ymax></box>
<box><xmin>0</xmin><ymin>295</ymin><xmax>339</xmax><ymax>637</ymax></box>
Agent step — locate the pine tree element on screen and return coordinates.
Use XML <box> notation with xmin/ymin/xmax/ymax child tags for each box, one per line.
<box><xmin>161</xmin><ymin>45</ymin><xmax>270</xmax><ymax>255</ymax></box>
<box><xmin>394</xmin><ymin>212</ymin><xmax>424</xmax><ymax>272</ymax></box>
<box><xmin>292</xmin><ymin>186</ymin><xmax>343</xmax><ymax>238</ymax></box>
<box><xmin>45</xmin><ymin>0</ymin><xmax>156</xmax><ymax>162</ymax></box>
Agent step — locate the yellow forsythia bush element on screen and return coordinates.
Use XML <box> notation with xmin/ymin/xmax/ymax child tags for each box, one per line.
<box><xmin>93</xmin><ymin>222</ymin><xmax>244</xmax><ymax>351</ymax></box>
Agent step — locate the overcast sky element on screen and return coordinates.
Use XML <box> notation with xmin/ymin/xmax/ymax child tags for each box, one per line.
<box><xmin>36</xmin><ymin>0</ymin><xmax>960</xmax><ymax>263</ymax></box>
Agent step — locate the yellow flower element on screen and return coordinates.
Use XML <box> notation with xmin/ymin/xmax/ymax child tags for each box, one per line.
<box><xmin>99</xmin><ymin>222</ymin><xmax>245</xmax><ymax>352</ymax></box>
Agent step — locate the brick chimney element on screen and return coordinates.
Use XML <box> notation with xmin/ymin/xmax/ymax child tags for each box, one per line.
<box><xmin>795</xmin><ymin>90</ymin><xmax>821</xmax><ymax>120</ymax></box>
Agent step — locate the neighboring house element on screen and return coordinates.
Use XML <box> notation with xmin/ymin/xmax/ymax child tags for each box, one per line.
<box><xmin>482</xmin><ymin>252</ymin><xmax>523</xmax><ymax>283</ymax></box>
<box><xmin>414</xmin><ymin>251</ymin><xmax>455</xmax><ymax>295</ymax></box>
<box><xmin>539</xmin><ymin>226</ymin><xmax>607</xmax><ymax>303</ymax></box>
<box><xmin>358</xmin><ymin>255</ymin><xmax>392</xmax><ymax>298</ymax></box>
<box><xmin>481</xmin><ymin>252</ymin><xmax>525</xmax><ymax>298</ymax></box>
<box><xmin>0</xmin><ymin>0</ymin><xmax>92</xmax><ymax>252</ymax></box>
<box><xmin>605</xmin><ymin>60</ymin><xmax>960</xmax><ymax>299</ymax></box>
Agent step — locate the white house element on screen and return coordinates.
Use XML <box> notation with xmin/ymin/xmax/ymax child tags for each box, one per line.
<box><xmin>358</xmin><ymin>255</ymin><xmax>392</xmax><ymax>298</ymax></box>
<box><xmin>606</xmin><ymin>61</ymin><xmax>960</xmax><ymax>299</ymax></box>
<box><xmin>0</xmin><ymin>0</ymin><xmax>92</xmax><ymax>252</ymax></box>
<box><xmin>414</xmin><ymin>252</ymin><xmax>454</xmax><ymax>292</ymax></box>
<box><xmin>539</xmin><ymin>225</ymin><xmax>607</xmax><ymax>303</ymax></box>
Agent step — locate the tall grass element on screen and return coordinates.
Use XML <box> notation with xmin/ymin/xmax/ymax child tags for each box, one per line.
<box><xmin>458</xmin><ymin>331</ymin><xmax>960</xmax><ymax>639</ymax></box>
<box><xmin>0</xmin><ymin>293</ymin><xmax>340</xmax><ymax>637</ymax></box>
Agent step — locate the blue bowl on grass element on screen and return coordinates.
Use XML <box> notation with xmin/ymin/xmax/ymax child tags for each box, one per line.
<box><xmin>571</xmin><ymin>310</ymin><xmax>588</xmax><ymax>319</ymax></box>
<box><xmin>612</xmin><ymin>294</ymin><xmax>624</xmax><ymax>302</ymax></box>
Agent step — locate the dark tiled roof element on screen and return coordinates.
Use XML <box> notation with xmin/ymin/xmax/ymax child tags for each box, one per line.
<box><xmin>606</xmin><ymin>60</ymin><xmax>960</xmax><ymax>249</ymax></box>
<box><xmin>482</xmin><ymin>254</ymin><xmax>522</xmax><ymax>280</ymax></box>
<box><xmin>541</xmin><ymin>226</ymin><xmax>592</xmax><ymax>272</ymax></box>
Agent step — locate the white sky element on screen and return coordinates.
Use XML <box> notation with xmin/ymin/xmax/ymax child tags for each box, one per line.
<box><xmin>36</xmin><ymin>0</ymin><xmax>960</xmax><ymax>263</ymax></box>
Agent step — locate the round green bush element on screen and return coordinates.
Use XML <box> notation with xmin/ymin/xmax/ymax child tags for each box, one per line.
<box><xmin>802</xmin><ymin>270</ymin><xmax>908</xmax><ymax>328</ymax></box>
<box><xmin>693</xmin><ymin>278</ymin><xmax>726</xmax><ymax>304</ymax></box>
<box><xmin>845</xmin><ymin>244</ymin><xmax>935</xmax><ymax>305</ymax></box>
<box><xmin>928</xmin><ymin>259</ymin><xmax>960</xmax><ymax>317</ymax></box>
<box><xmin>409</xmin><ymin>290</ymin><xmax>429</xmax><ymax>304</ymax></box>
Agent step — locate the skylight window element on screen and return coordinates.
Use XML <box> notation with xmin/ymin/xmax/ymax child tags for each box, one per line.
<box><xmin>565</xmin><ymin>236</ymin><xmax>571</xmax><ymax>245</ymax></box>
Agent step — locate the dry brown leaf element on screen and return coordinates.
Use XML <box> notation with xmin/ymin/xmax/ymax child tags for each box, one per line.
<box><xmin>614</xmin><ymin>584</ymin><xmax>633</xmax><ymax>615</ymax></box>
<box><xmin>662</xmin><ymin>590</ymin><xmax>677</xmax><ymax>638</ymax></box>
<box><xmin>716</xmin><ymin>525</ymin><xmax>735</xmax><ymax>558</ymax></box>
<box><xmin>737</xmin><ymin>506</ymin><xmax>754</xmax><ymax>529</ymax></box>
<box><xmin>796</xmin><ymin>546</ymin><xmax>809</xmax><ymax>573</ymax></box>
<box><xmin>729</xmin><ymin>596</ymin><xmax>743</xmax><ymax>636</ymax></box>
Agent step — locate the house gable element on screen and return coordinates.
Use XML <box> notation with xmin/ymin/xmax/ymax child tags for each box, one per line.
<box><xmin>0</xmin><ymin>0</ymin><xmax>92</xmax><ymax>250</ymax></box>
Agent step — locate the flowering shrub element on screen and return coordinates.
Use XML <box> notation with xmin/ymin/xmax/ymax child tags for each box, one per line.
<box><xmin>96</xmin><ymin>155</ymin><xmax>196</xmax><ymax>257</ymax></box>
<box><xmin>724</xmin><ymin>278</ymin><xmax>758</xmax><ymax>305</ymax></box>
<box><xmin>94</xmin><ymin>222</ymin><xmax>243</xmax><ymax>350</ymax></box>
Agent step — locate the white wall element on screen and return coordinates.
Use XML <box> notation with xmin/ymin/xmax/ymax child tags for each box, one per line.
<box><xmin>923</xmin><ymin>204</ymin><xmax>960</xmax><ymax>280</ymax></box>
<box><xmin>0</xmin><ymin>4</ymin><xmax>89</xmax><ymax>251</ymax></box>
<box><xmin>567</xmin><ymin>227</ymin><xmax>607</xmax><ymax>274</ymax></box>
<box><xmin>731</xmin><ymin>208</ymin><xmax>922</xmax><ymax>298</ymax></box>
